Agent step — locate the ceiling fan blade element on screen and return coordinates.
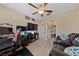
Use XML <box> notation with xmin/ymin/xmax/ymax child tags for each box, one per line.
<box><xmin>32</xmin><ymin>12</ymin><xmax>38</xmax><ymax>15</ymax></box>
<box><xmin>45</xmin><ymin>10</ymin><xmax>52</xmax><ymax>13</ymax></box>
<box><xmin>28</xmin><ymin>3</ymin><xmax>38</xmax><ymax>9</ymax></box>
<box><xmin>43</xmin><ymin>3</ymin><xmax>48</xmax><ymax>7</ymax></box>
<box><xmin>41</xmin><ymin>14</ymin><xmax>43</xmax><ymax>17</ymax></box>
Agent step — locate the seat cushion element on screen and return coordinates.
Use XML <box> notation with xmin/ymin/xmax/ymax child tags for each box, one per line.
<box><xmin>49</xmin><ymin>48</ymin><xmax>69</xmax><ymax>56</ymax></box>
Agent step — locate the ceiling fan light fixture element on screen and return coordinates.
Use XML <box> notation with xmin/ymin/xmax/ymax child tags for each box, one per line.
<box><xmin>38</xmin><ymin>9</ymin><xmax>44</xmax><ymax>14</ymax></box>
<box><xmin>28</xmin><ymin>3</ymin><xmax>52</xmax><ymax>17</ymax></box>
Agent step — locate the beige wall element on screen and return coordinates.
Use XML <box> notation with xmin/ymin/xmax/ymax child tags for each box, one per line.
<box><xmin>0</xmin><ymin>4</ymin><xmax>38</xmax><ymax>32</ymax></box>
<box><xmin>0</xmin><ymin>4</ymin><xmax>49</xmax><ymax>39</ymax></box>
<box><xmin>38</xmin><ymin>22</ymin><xmax>46</xmax><ymax>38</ymax></box>
<box><xmin>56</xmin><ymin>7</ymin><xmax>79</xmax><ymax>36</ymax></box>
<box><xmin>38</xmin><ymin>20</ymin><xmax>53</xmax><ymax>40</ymax></box>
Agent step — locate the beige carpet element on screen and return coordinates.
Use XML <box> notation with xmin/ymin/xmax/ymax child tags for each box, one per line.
<box><xmin>26</xmin><ymin>38</ymin><xmax>55</xmax><ymax>56</ymax></box>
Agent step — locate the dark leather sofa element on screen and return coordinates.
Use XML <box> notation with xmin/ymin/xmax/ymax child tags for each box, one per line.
<box><xmin>49</xmin><ymin>33</ymin><xmax>79</xmax><ymax>56</ymax></box>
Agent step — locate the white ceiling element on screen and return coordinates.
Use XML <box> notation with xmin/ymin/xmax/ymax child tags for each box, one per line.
<box><xmin>1</xmin><ymin>3</ymin><xmax>79</xmax><ymax>21</ymax></box>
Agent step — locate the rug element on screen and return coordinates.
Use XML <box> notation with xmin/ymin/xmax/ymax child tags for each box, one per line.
<box><xmin>12</xmin><ymin>47</ymin><xmax>33</xmax><ymax>56</ymax></box>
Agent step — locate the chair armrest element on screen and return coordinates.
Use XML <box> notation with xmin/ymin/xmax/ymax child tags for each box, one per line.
<box><xmin>53</xmin><ymin>41</ymin><xmax>71</xmax><ymax>47</ymax></box>
<box><xmin>49</xmin><ymin>48</ymin><xmax>69</xmax><ymax>56</ymax></box>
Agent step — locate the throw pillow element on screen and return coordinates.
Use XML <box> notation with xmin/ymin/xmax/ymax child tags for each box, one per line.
<box><xmin>60</xmin><ymin>35</ymin><xmax>69</xmax><ymax>40</ymax></box>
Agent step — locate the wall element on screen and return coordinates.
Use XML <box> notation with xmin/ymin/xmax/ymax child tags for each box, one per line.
<box><xmin>0</xmin><ymin>4</ymin><xmax>50</xmax><ymax>39</ymax></box>
<box><xmin>0</xmin><ymin>4</ymin><xmax>38</xmax><ymax>32</ymax></box>
<box><xmin>56</xmin><ymin>7</ymin><xmax>79</xmax><ymax>36</ymax></box>
<box><xmin>38</xmin><ymin>21</ymin><xmax>46</xmax><ymax>39</ymax></box>
<box><xmin>38</xmin><ymin>20</ymin><xmax>53</xmax><ymax>40</ymax></box>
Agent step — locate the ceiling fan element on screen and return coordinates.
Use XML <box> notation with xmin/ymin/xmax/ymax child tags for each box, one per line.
<box><xmin>28</xmin><ymin>3</ymin><xmax>53</xmax><ymax>17</ymax></box>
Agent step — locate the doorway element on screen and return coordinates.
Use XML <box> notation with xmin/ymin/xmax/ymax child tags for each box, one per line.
<box><xmin>47</xmin><ymin>20</ymin><xmax>56</xmax><ymax>39</ymax></box>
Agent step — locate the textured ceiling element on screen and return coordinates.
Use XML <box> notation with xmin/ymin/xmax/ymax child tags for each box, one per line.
<box><xmin>1</xmin><ymin>3</ymin><xmax>79</xmax><ymax>21</ymax></box>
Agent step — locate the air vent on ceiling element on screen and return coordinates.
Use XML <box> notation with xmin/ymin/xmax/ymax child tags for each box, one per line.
<box><xmin>25</xmin><ymin>16</ymin><xmax>30</xmax><ymax>20</ymax></box>
<box><xmin>31</xmin><ymin>18</ymin><xmax>35</xmax><ymax>21</ymax></box>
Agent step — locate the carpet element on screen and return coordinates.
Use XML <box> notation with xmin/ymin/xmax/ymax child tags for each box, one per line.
<box><xmin>12</xmin><ymin>47</ymin><xmax>33</xmax><ymax>56</ymax></box>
